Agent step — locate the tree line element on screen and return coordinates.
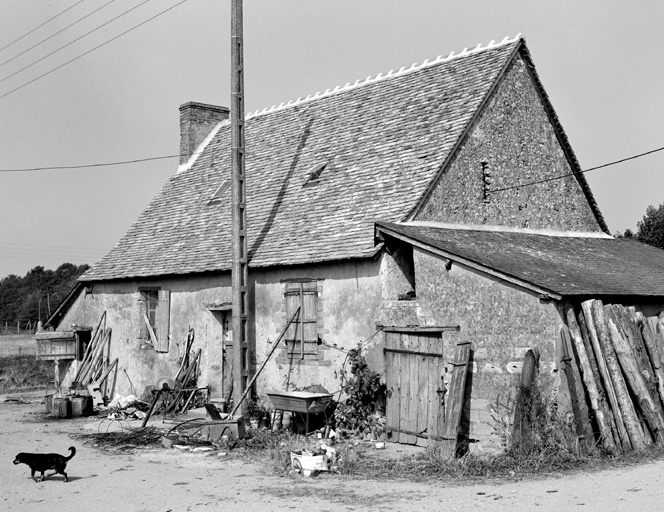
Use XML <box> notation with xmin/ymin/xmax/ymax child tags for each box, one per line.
<box><xmin>618</xmin><ymin>203</ymin><xmax>664</xmax><ymax>250</ymax></box>
<box><xmin>0</xmin><ymin>263</ymin><xmax>89</xmax><ymax>329</ymax></box>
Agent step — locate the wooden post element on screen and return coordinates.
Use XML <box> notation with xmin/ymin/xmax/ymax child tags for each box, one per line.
<box><xmin>612</xmin><ymin>306</ymin><xmax>661</xmax><ymax>415</ymax></box>
<box><xmin>607</xmin><ymin>315</ymin><xmax>664</xmax><ymax>442</ymax></box>
<box><xmin>581</xmin><ymin>300</ymin><xmax>631</xmax><ymax>450</ymax></box>
<box><xmin>230</xmin><ymin>0</ymin><xmax>250</xmax><ymax>414</ymax></box>
<box><xmin>439</xmin><ymin>341</ymin><xmax>471</xmax><ymax>459</ymax></box>
<box><xmin>641</xmin><ymin>315</ymin><xmax>664</xmax><ymax>410</ymax></box>
<box><xmin>566</xmin><ymin>307</ymin><xmax>616</xmax><ymax>452</ymax></box>
<box><xmin>559</xmin><ymin>324</ymin><xmax>594</xmax><ymax>449</ymax></box>
<box><xmin>590</xmin><ymin>300</ymin><xmax>648</xmax><ymax>450</ymax></box>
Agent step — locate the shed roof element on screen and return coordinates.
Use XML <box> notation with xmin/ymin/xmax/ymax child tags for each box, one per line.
<box><xmin>81</xmin><ymin>36</ymin><xmax>603</xmax><ymax>282</ymax></box>
<box><xmin>376</xmin><ymin>221</ymin><xmax>664</xmax><ymax>298</ymax></box>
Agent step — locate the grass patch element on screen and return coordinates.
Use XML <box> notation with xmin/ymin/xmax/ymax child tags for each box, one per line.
<box><xmin>0</xmin><ymin>355</ymin><xmax>52</xmax><ymax>393</ymax></box>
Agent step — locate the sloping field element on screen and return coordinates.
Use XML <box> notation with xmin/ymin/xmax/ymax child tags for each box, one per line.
<box><xmin>0</xmin><ymin>334</ymin><xmax>36</xmax><ymax>357</ymax></box>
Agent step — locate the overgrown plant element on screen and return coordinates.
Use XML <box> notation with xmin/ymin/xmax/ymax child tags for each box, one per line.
<box><xmin>334</xmin><ymin>345</ymin><xmax>386</xmax><ymax>437</ymax></box>
<box><xmin>491</xmin><ymin>388</ymin><xmax>583</xmax><ymax>466</ymax></box>
<box><xmin>245</xmin><ymin>398</ymin><xmax>271</xmax><ymax>422</ymax></box>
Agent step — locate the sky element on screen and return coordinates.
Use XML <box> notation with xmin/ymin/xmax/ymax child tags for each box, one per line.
<box><xmin>0</xmin><ymin>0</ymin><xmax>663</xmax><ymax>279</ymax></box>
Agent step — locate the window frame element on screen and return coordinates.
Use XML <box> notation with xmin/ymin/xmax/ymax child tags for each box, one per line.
<box><xmin>139</xmin><ymin>287</ymin><xmax>170</xmax><ymax>352</ymax></box>
<box><xmin>283</xmin><ymin>280</ymin><xmax>320</xmax><ymax>359</ymax></box>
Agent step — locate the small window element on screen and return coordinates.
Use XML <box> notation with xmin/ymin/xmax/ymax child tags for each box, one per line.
<box><xmin>303</xmin><ymin>162</ymin><xmax>327</xmax><ymax>186</ymax></box>
<box><xmin>284</xmin><ymin>280</ymin><xmax>319</xmax><ymax>358</ymax></box>
<box><xmin>208</xmin><ymin>180</ymin><xmax>230</xmax><ymax>205</ymax></box>
<box><xmin>140</xmin><ymin>288</ymin><xmax>170</xmax><ymax>352</ymax></box>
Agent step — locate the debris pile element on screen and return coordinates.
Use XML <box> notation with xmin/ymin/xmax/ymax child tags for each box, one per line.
<box><xmin>72</xmin><ymin>426</ymin><xmax>164</xmax><ymax>454</ymax></box>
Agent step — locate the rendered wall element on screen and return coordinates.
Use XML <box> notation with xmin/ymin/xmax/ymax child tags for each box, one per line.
<box><xmin>416</xmin><ymin>54</ymin><xmax>601</xmax><ymax>232</ymax></box>
<box><xmin>58</xmin><ymin>260</ymin><xmax>384</xmax><ymax>404</ymax></box>
<box><xmin>251</xmin><ymin>259</ymin><xmax>382</xmax><ymax>400</ymax></box>
<box><xmin>57</xmin><ymin>274</ymin><xmax>231</xmax><ymax>400</ymax></box>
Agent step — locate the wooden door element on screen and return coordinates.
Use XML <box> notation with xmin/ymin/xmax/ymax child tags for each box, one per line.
<box><xmin>384</xmin><ymin>327</ymin><xmax>448</xmax><ymax>446</ymax></box>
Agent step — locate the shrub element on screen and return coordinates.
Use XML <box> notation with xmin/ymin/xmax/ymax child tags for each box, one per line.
<box><xmin>334</xmin><ymin>345</ymin><xmax>386</xmax><ymax>437</ymax></box>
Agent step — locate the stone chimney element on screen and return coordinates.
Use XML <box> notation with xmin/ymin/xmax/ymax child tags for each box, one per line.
<box><xmin>179</xmin><ymin>102</ymin><xmax>230</xmax><ymax>164</ymax></box>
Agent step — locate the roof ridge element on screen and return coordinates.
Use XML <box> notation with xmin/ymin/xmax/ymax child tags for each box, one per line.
<box><xmin>246</xmin><ymin>34</ymin><xmax>522</xmax><ymax>121</ymax></box>
<box><xmin>397</xmin><ymin>220</ymin><xmax>613</xmax><ymax>239</ymax></box>
<box><xmin>177</xmin><ymin>34</ymin><xmax>522</xmax><ymax>174</ymax></box>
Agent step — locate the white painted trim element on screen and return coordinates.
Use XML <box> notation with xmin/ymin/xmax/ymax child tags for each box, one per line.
<box><xmin>395</xmin><ymin>220</ymin><xmax>613</xmax><ymax>239</ymax></box>
<box><xmin>177</xmin><ymin>120</ymin><xmax>230</xmax><ymax>174</ymax></box>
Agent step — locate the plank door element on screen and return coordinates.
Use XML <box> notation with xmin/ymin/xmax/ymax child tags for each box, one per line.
<box><xmin>384</xmin><ymin>328</ymin><xmax>446</xmax><ymax>446</ymax></box>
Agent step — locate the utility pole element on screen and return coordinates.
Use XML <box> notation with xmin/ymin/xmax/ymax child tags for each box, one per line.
<box><xmin>230</xmin><ymin>0</ymin><xmax>250</xmax><ymax>414</ymax></box>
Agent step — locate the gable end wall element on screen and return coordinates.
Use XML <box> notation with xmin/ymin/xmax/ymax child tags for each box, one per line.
<box><xmin>415</xmin><ymin>55</ymin><xmax>601</xmax><ymax>231</ymax></box>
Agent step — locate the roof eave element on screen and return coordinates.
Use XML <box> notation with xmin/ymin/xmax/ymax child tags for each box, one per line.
<box><xmin>376</xmin><ymin>223</ymin><xmax>562</xmax><ymax>301</ymax></box>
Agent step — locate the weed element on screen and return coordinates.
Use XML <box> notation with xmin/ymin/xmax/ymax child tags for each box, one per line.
<box><xmin>0</xmin><ymin>355</ymin><xmax>52</xmax><ymax>393</ymax></box>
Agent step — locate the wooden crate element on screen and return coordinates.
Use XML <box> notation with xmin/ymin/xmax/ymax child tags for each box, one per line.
<box><xmin>35</xmin><ymin>332</ymin><xmax>76</xmax><ymax>360</ymax></box>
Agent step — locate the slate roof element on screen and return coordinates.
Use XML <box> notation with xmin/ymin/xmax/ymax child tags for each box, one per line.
<box><xmin>376</xmin><ymin>221</ymin><xmax>664</xmax><ymax>297</ymax></box>
<box><xmin>81</xmin><ymin>36</ymin><xmax>602</xmax><ymax>281</ymax></box>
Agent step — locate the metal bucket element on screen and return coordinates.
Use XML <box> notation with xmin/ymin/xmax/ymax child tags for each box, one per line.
<box><xmin>71</xmin><ymin>396</ymin><xmax>86</xmax><ymax>418</ymax></box>
<box><xmin>53</xmin><ymin>398</ymin><xmax>71</xmax><ymax>418</ymax></box>
<box><xmin>44</xmin><ymin>393</ymin><xmax>55</xmax><ymax>414</ymax></box>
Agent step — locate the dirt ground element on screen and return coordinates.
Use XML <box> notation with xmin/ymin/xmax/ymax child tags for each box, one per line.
<box><xmin>3</xmin><ymin>392</ymin><xmax>664</xmax><ymax>512</ymax></box>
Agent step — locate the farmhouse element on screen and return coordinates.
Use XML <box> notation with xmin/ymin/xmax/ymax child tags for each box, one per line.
<box><xmin>48</xmin><ymin>35</ymin><xmax>664</xmax><ymax>453</ymax></box>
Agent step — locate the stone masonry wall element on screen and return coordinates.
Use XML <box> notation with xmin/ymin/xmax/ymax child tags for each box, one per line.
<box><xmin>415</xmin><ymin>55</ymin><xmax>601</xmax><ymax>232</ymax></box>
<box><xmin>380</xmin><ymin>246</ymin><xmax>563</xmax><ymax>454</ymax></box>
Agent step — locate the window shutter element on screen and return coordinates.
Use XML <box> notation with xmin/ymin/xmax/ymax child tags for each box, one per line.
<box><xmin>139</xmin><ymin>295</ymin><xmax>148</xmax><ymax>340</ymax></box>
<box><xmin>156</xmin><ymin>290</ymin><xmax>170</xmax><ymax>353</ymax></box>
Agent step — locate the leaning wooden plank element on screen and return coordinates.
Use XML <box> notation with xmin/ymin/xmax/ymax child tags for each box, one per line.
<box><xmin>645</xmin><ymin>317</ymin><xmax>664</xmax><ymax>363</ymax></box>
<box><xmin>165</xmin><ymin>349</ymin><xmax>202</xmax><ymax>415</ymax></box>
<box><xmin>576</xmin><ymin>307</ymin><xmax>620</xmax><ymax>449</ymax></box>
<box><xmin>645</xmin><ymin>318</ymin><xmax>664</xmax><ymax>364</ymax></box>
<box><xmin>559</xmin><ymin>322</ymin><xmax>596</xmax><ymax>450</ymax></box>
<box><xmin>230</xmin><ymin>307</ymin><xmax>301</xmax><ymax>417</ymax></box>
<box><xmin>80</xmin><ymin>327</ymin><xmax>109</xmax><ymax>381</ymax></box>
<box><xmin>72</xmin><ymin>318</ymin><xmax>105</xmax><ymax>384</ymax></box>
<box><xmin>607</xmin><ymin>316</ymin><xmax>664</xmax><ymax>443</ymax></box>
<box><xmin>440</xmin><ymin>341</ymin><xmax>471</xmax><ymax>459</ymax></box>
<box><xmin>638</xmin><ymin>314</ymin><xmax>664</xmax><ymax>411</ymax></box>
<box><xmin>143</xmin><ymin>314</ymin><xmax>158</xmax><ymax>346</ymax></box>
<box><xmin>80</xmin><ymin>328</ymin><xmax>112</xmax><ymax>386</ymax></box>
<box><xmin>591</xmin><ymin>300</ymin><xmax>648</xmax><ymax>450</ymax></box>
<box><xmin>656</xmin><ymin>320</ymin><xmax>664</xmax><ymax>363</ymax></box>
<box><xmin>566</xmin><ymin>307</ymin><xmax>616</xmax><ymax>451</ymax></box>
<box><xmin>613</xmin><ymin>307</ymin><xmax>662</xmax><ymax>416</ymax></box>
<box><xmin>582</xmin><ymin>301</ymin><xmax>631</xmax><ymax>450</ymax></box>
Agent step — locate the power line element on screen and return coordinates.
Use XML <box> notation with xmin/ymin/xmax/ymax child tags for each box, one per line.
<box><xmin>0</xmin><ymin>154</ymin><xmax>184</xmax><ymax>172</ymax></box>
<box><xmin>490</xmin><ymin>145</ymin><xmax>664</xmax><ymax>194</ymax></box>
<box><xmin>0</xmin><ymin>0</ymin><xmax>154</xmax><ymax>86</ymax></box>
<box><xmin>0</xmin><ymin>0</ymin><xmax>190</xmax><ymax>101</ymax></box>
<box><xmin>0</xmin><ymin>0</ymin><xmax>119</xmax><ymax>70</ymax></box>
<box><xmin>0</xmin><ymin>143</ymin><xmax>662</xmax><ymax>177</ymax></box>
<box><xmin>0</xmin><ymin>0</ymin><xmax>86</xmax><ymax>54</ymax></box>
<box><xmin>0</xmin><ymin>240</ymin><xmax>101</xmax><ymax>254</ymax></box>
